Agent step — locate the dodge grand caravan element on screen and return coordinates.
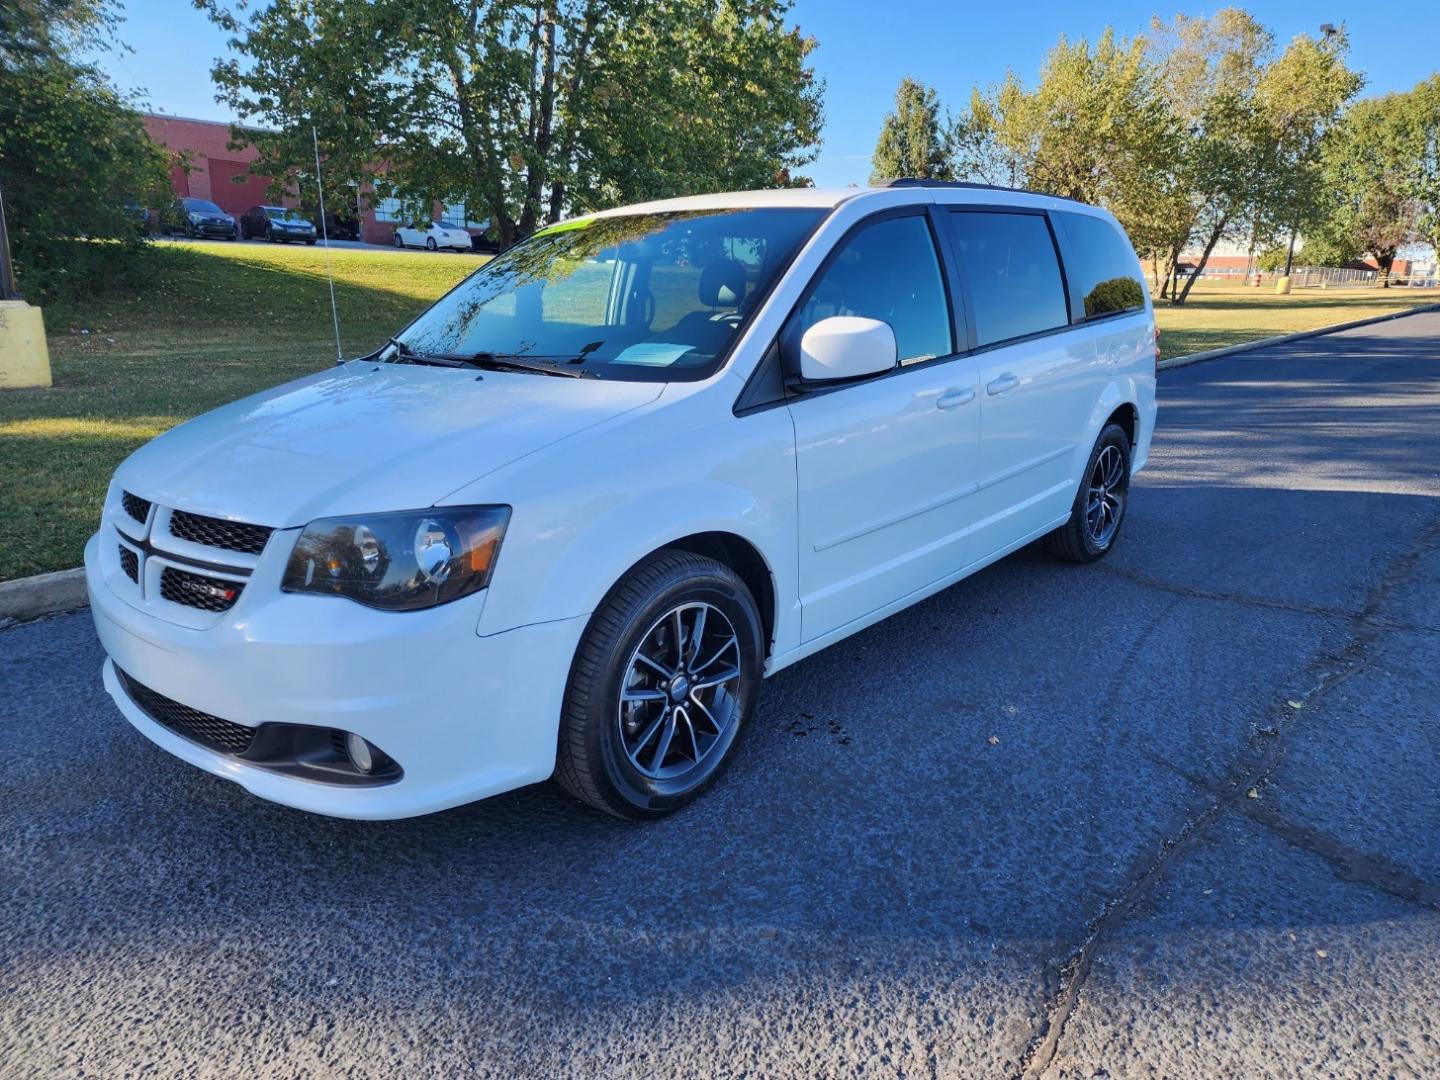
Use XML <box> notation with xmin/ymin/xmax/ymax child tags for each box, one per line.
<box><xmin>86</xmin><ymin>180</ymin><xmax>1158</xmax><ymax>820</ymax></box>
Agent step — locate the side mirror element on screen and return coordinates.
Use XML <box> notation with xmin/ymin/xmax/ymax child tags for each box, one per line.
<box><xmin>797</xmin><ymin>316</ymin><xmax>897</xmax><ymax>383</ymax></box>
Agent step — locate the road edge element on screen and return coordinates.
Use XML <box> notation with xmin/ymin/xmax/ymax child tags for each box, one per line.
<box><xmin>0</xmin><ymin>567</ymin><xmax>87</xmax><ymax>627</ymax></box>
<box><xmin>3</xmin><ymin>299</ymin><xmax>1439</xmax><ymax>627</ymax></box>
<box><xmin>1157</xmin><ymin>299</ymin><xmax>1440</xmax><ymax>372</ymax></box>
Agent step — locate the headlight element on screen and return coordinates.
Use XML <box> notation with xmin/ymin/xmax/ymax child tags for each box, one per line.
<box><xmin>188</xmin><ymin>213</ymin><xmax>203</xmax><ymax>223</ymax></box>
<box><xmin>281</xmin><ymin>506</ymin><xmax>510</xmax><ymax>611</ymax></box>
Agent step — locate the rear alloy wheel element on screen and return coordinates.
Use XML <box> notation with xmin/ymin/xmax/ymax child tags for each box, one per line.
<box><xmin>556</xmin><ymin>550</ymin><xmax>764</xmax><ymax>819</ymax></box>
<box><xmin>394</xmin><ymin>233</ymin><xmax>404</xmax><ymax>248</ymax></box>
<box><xmin>1044</xmin><ymin>422</ymin><xmax>1132</xmax><ymax>563</ymax></box>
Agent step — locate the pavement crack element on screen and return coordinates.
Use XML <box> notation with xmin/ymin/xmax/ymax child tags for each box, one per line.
<box><xmin>1015</xmin><ymin>512</ymin><xmax>1440</xmax><ymax>1080</ymax></box>
<box><xmin>1143</xmin><ymin>747</ymin><xmax>1440</xmax><ymax>911</ymax></box>
<box><xmin>1099</xmin><ymin>564</ymin><xmax>1440</xmax><ymax>636</ymax></box>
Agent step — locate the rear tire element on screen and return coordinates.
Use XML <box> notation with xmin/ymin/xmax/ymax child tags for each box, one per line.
<box><xmin>1044</xmin><ymin>422</ymin><xmax>1132</xmax><ymax>563</ymax></box>
<box><xmin>555</xmin><ymin>550</ymin><xmax>764</xmax><ymax>819</ymax></box>
<box><xmin>425</xmin><ymin>237</ymin><xmax>437</xmax><ymax>251</ymax></box>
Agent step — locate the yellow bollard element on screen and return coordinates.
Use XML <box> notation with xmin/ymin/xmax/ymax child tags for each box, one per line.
<box><xmin>1274</xmin><ymin>275</ymin><xmax>1292</xmax><ymax>295</ymax></box>
<box><xmin>0</xmin><ymin>299</ymin><xmax>52</xmax><ymax>388</ymax></box>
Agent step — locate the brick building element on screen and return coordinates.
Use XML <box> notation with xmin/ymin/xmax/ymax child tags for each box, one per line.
<box><xmin>142</xmin><ymin>113</ymin><xmax>273</xmax><ymax>218</ymax></box>
<box><xmin>141</xmin><ymin>112</ymin><xmax>489</xmax><ymax>245</ymax></box>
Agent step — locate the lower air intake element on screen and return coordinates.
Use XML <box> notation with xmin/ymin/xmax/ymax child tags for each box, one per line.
<box><xmin>115</xmin><ymin>668</ymin><xmax>256</xmax><ymax>754</ymax></box>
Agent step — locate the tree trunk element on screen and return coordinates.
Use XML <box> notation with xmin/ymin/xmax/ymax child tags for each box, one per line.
<box><xmin>1174</xmin><ymin>217</ymin><xmax>1229</xmax><ymax>306</ymax></box>
<box><xmin>1376</xmin><ymin>250</ymin><xmax>1395</xmax><ymax>287</ymax></box>
<box><xmin>518</xmin><ymin>2</ymin><xmax>558</xmax><ymax>237</ymax></box>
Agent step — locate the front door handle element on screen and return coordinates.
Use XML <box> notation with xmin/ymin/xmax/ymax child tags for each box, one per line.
<box><xmin>987</xmin><ymin>373</ymin><xmax>1020</xmax><ymax>396</ymax></box>
<box><xmin>936</xmin><ymin>387</ymin><xmax>976</xmax><ymax>409</ymax></box>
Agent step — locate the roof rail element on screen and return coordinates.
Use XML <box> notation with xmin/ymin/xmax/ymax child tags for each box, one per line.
<box><xmin>880</xmin><ymin>177</ymin><xmax>1089</xmax><ymax>206</ymax></box>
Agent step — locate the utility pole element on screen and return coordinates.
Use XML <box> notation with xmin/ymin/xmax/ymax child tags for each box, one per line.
<box><xmin>0</xmin><ymin>174</ymin><xmax>20</xmax><ymax>300</ymax></box>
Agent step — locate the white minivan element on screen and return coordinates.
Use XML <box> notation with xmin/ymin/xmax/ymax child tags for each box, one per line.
<box><xmin>86</xmin><ymin>181</ymin><xmax>1157</xmax><ymax>820</ymax></box>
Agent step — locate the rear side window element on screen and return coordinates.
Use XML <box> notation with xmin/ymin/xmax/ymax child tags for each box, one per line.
<box><xmin>1057</xmin><ymin>211</ymin><xmax>1147</xmax><ymax>319</ymax></box>
<box><xmin>794</xmin><ymin>214</ymin><xmax>952</xmax><ymax>364</ymax></box>
<box><xmin>946</xmin><ymin>211</ymin><xmax>1068</xmax><ymax>347</ymax></box>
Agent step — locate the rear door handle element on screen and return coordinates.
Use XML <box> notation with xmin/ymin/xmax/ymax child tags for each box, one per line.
<box><xmin>987</xmin><ymin>373</ymin><xmax>1020</xmax><ymax>396</ymax></box>
<box><xmin>936</xmin><ymin>387</ymin><xmax>975</xmax><ymax>409</ymax></box>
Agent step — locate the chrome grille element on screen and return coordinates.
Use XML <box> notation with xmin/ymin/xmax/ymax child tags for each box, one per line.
<box><xmin>168</xmin><ymin>509</ymin><xmax>274</xmax><ymax>555</ymax></box>
<box><xmin>118</xmin><ymin>544</ymin><xmax>139</xmax><ymax>583</ymax></box>
<box><xmin>121</xmin><ymin>491</ymin><xmax>151</xmax><ymax>524</ymax></box>
<box><xmin>159</xmin><ymin>566</ymin><xmax>243</xmax><ymax>612</ymax></box>
<box><xmin>116</xmin><ymin>668</ymin><xmax>256</xmax><ymax>754</ymax></box>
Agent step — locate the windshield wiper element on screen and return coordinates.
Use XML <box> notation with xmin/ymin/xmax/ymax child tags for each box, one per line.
<box><xmin>468</xmin><ymin>352</ymin><xmax>600</xmax><ymax>379</ymax></box>
<box><xmin>387</xmin><ymin>340</ymin><xmax>597</xmax><ymax>378</ymax></box>
<box><xmin>386</xmin><ymin>339</ymin><xmax>483</xmax><ymax>369</ymax></box>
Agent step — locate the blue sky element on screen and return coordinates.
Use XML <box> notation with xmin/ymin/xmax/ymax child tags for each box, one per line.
<box><xmin>101</xmin><ymin>1</ymin><xmax>1439</xmax><ymax>189</ymax></box>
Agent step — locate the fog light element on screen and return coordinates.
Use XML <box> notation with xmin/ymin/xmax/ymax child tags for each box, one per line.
<box><xmin>345</xmin><ymin>732</ymin><xmax>374</xmax><ymax>773</ymax></box>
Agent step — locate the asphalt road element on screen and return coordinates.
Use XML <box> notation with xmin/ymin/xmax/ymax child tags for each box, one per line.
<box><xmin>4</xmin><ymin>313</ymin><xmax>1439</xmax><ymax>1079</ymax></box>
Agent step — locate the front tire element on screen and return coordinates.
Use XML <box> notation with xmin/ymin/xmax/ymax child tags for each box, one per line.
<box><xmin>393</xmin><ymin>233</ymin><xmax>404</xmax><ymax>248</ymax></box>
<box><xmin>425</xmin><ymin>237</ymin><xmax>437</xmax><ymax>251</ymax></box>
<box><xmin>1045</xmin><ymin>422</ymin><xmax>1132</xmax><ymax>563</ymax></box>
<box><xmin>555</xmin><ymin>550</ymin><xmax>764</xmax><ymax>819</ymax></box>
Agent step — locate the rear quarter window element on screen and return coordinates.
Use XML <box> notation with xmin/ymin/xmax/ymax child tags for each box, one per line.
<box><xmin>1057</xmin><ymin>212</ymin><xmax>1147</xmax><ymax>319</ymax></box>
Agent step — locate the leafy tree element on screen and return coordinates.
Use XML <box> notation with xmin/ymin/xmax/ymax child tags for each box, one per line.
<box><xmin>950</xmin><ymin>29</ymin><xmax>1182</xmax><ymax>274</ymax></box>
<box><xmin>870</xmin><ymin>77</ymin><xmax>952</xmax><ymax>183</ymax></box>
<box><xmin>1313</xmin><ymin>89</ymin><xmax>1429</xmax><ymax>286</ymax></box>
<box><xmin>0</xmin><ymin>0</ymin><xmax>171</xmax><ymax>299</ymax></box>
<box><xmin>202</xmin><ymin>0</ymin><xmax>824</xmax><ymax>246</ymax></box>
<box><xmin>1240</xmin><ymin>28</ymin><xmax>1361</xmax><ymax>278</ymax></box>
<box><xmin>1408</xmin><ymin>75</ymin><xmax>1440</xmax><ymax>262</ymax></box>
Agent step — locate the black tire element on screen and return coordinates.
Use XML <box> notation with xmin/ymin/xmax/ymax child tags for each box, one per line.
<box><xmin>425</xmin><ymin>237</ymin><xmax>437</xmax><ymax>251</ymax></box>
<box><xmin>393</xmin><ymin>233</ymin><xmax>404</xmax><ymax>248</ymax></box>
<box><xmin>1045</xmin><ymin>422</ymin><xmax>1132</xmax><ymax>563</ymax></box>
<box><xmin>305</xmin><ymin>238</ymin><xmax>316</xmax><ymax>245</ymax></box>
<box><xmin>555</xmin><ymin>550</ymin><xmax>765</xmax><ymax>819</ymax></box>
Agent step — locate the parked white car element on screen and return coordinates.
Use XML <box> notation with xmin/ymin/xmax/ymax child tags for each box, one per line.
<box><xmin>393</xmin><ymin>219</ymin><xmax>474</xmax><ymax>252</ymax></box>
<box><xmin>87</xmin><ymin>181</ymin><xmax>1157</xmax><ymax>820</ymax></box>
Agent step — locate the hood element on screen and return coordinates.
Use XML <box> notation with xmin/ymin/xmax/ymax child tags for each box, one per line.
<box><xmin>116</xmin><ymin>363</ymin><xmax>664</xmax><ymax>527</ymax></box>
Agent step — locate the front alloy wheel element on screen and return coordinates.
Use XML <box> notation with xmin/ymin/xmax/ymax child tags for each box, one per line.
<box><xmin>618</xmin><ymin>601</ymin><xmax>742</xmax><ymax>780</ymax></box>
<box><xmin>556</xmin><ymin>550</ymin><xmax>763</xmax><ymax>818</ymax></box>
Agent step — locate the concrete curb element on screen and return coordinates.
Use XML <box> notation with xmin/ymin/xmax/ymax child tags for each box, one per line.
<box><xmin>2</xmin><ymin>299</ymin><xmax>1438</xmax><ymax>628</ymax></box>
<box><xmin>0</xmin><ymin>567</ymin><xmax>87</xmax><ymax>626</ymax></box>
<box><xmin>1158</xmin><ymin>300</ymin><xmax>1440</xmax><ymax>372</ymax></box>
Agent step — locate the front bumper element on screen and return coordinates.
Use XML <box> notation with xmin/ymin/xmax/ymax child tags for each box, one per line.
<box><xmin>85</xmin><ymin>532</ymin><xmax>588</xmax><ymax>819</ymax></box>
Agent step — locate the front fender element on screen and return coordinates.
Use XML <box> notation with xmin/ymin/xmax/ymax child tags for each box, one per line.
<box><xmin>482</xmin><ymin>481</ymin><xmax>787</xmax><ymax>638</ymax></box>
<box><xmin>450</xmin><ymin>386</ymin><xmax>800</xmax><ymax>655</ymax></box>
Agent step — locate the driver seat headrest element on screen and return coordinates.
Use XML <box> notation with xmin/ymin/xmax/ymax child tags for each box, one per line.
<box><xmin>698</xmin><ymin>257</ymin><xmax>747</xmax><ymax>308</ymax></box>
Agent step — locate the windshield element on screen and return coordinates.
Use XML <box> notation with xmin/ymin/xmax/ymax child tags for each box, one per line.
<box><xmin>265</xmin><ymin>207</ymin><xmax>304</xmax><ymax>220</ymax></box>
<box><xmin>394</xmin><ymin>208</ymin><xmax>824</xmax><ymax>382</ymax></box>
<box><xmin>184</xmin><ymin>199</ymin><xmax>224</xmax><ymax>214</ymax></box>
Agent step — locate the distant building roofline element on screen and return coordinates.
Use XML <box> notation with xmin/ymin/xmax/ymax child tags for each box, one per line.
<box><xmin>142</xmin><ymin>111</ymin><xmax>274</xmax><ymax>135</ymax></box>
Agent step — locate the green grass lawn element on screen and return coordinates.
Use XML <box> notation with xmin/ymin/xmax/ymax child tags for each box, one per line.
<box><xmin>1154</xmin><ymin>277</ymin><xmax>1437</xmax><ymax>359</ymax></box>
<box><xmin>1</xmin><ymin>239</ymin><xmax>1436</xmax><ymax>582</ymax></box>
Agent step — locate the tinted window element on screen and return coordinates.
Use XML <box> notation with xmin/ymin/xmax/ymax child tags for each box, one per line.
<box><xmin>1058</xmin><ymin>211</ymin><xmax>1147</xmax><ymax>318</ymax></box>
<box><xmin>182</xmin><ymin>199</ymin><xmax>224</xmax><ymax>214</ymax></box>
<box><xmin>947</xmin><ymin>211</ymin><xmax>1068</xmax><ymax>347</ymax></box>
<box><xmin>794</xmin><ymin>215</ymin><xmax>951</xmax><ymax>364</ymax></box>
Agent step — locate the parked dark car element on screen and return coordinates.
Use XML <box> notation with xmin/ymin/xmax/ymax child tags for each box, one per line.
<box><xmin>240</xmin><ymin>205</ymin><xmax>318</xmax><ymax>244</ymax></box>
<box><xmin>309</xmin><ymin>210</ymin><xmax>361</xmax><ymax>242</ymax></box>
<box><xmin>160</xmin><ymin>197</ymin><xmax>237</xmax><ymax>240</ymax></box>
<box><xmin>469</xmin><ymin>230</ymin><xmax>502</xmax><ymax>254</ymax></box>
